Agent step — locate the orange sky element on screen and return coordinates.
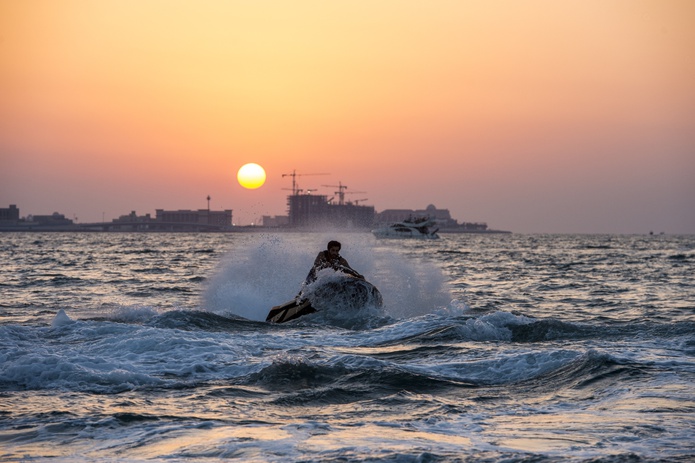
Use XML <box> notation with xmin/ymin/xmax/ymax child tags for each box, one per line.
<box><xmin>1</xmin><ymin>0</ymin><xmax>693</xmax><ymax>233</ymax></box>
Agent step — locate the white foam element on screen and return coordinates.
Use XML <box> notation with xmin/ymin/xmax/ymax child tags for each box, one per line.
<box><xmin>202</xmin><ymin>234</ymin><xmax>315</xmax><ymax>321</ymax></box>
<box><xmin>201</xmin><ymin>233</ymin><xmax>453</xmax><ymax>321</ymax></box>
<box><xmin>424</xmin><ymin>349</ymin><xmax>582</xmax><ymax>385</ymax></box>
<box><xmin>51</xmin><ymin>309</ymin><xmax>73</xmax><ymax>327</ymax></box>
<box><xmin>1</xmin><ymin>321</ymin><xmax>263</xmax><ymax>393</ymax></box>
<box><xmin>106</xmin><ymin>305</ymin><xmax>160</xmax><ymax>323</ymax></box>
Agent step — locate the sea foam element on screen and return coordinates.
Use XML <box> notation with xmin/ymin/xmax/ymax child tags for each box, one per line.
<box><xmin>51</xmin><ymin>309</ymin><xmax>73</xmax><ymax>327</ymax></box>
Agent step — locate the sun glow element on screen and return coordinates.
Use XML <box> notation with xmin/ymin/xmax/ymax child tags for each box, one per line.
<box><xmin>237</xmin><ymin>163</ymin><xmax>267</xmax><ymax>189</ymax></box>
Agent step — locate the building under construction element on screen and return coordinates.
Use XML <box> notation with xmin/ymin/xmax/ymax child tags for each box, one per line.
<box><xmin>287</xmin><ymin>193</ymin><xmax>375</xmax><ymax>229</ymax></box>
<box><xmin>281</xmin><ymin>172</ymin><xmax>375</xmax><ymax>229</ymax></box>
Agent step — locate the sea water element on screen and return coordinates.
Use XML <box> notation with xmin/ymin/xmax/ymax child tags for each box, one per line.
<box><xmin>1</xmin><ymin>232</ymin><xmax>693</xmax><ymax>462</ymax></box>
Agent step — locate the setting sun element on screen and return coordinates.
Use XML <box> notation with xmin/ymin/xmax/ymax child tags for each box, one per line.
<box><xmin>237</xmin><ymin>163</ymin><xmax>267</xmax><ymax>189</ymax></box>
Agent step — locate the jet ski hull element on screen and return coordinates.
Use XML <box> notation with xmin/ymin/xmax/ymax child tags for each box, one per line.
<box><xmin>266</xmin><ymin>275</ymin><xmax>382</xmax><ymax>323</ymax></box>
<box><xmin>266</xmin><ymin>298</ymin><xmax>317</xmax><ymax>324</ymax></box>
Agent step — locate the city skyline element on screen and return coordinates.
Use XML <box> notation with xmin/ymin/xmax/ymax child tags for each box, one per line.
<box><xmin>1</xmin><ymin>1</ymin><xmax>694</xmax><ymax>234</ymax></box>
<box><xmin>1</xmin><ymin>196</ymin><xmax>484</xmax><ymax>228</ymax></box>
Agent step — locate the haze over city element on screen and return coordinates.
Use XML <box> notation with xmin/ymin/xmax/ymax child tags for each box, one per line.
<box><xmin>1</xmin><ymin>0</ymin><xmax>693</xmax><ymax>234</ymax></box>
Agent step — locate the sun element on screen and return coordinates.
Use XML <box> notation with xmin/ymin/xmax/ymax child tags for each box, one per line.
<box><xmin>237</xmin><ymin>163</ymin><xmax>266</xmax><ymax>189</ymax></box>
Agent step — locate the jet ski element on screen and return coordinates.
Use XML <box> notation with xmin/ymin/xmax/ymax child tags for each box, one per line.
<box><xmin>266</xmin><ymin>271</ymin><xmax>383</xmax><ymax>323</ymax></box>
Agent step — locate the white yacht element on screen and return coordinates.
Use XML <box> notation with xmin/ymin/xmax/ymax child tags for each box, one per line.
<box><xmin>371</xmin><ymin>218</ymin><xmax>440</xmax><ymax>239</ymax></box>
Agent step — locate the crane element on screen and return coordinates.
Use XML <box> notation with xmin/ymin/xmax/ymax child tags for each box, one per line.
<box><xmin>321</xmin><ymin>181</ymin><xmax>364</xmax><ymax>206</ymax></box>
<box><xmin>282</xmin><ymin>170</ymin><xmax>330</xmax><ymax>196</ymax></box>
<box><xmin>343</xmin><ymin>192</ymin><xmax>367</xmax><ymax>207</ymax></box>
<box><xmin>351</xmin><ymin>198</ymin><xmax>369</xmax><ymax>206</ymax></box>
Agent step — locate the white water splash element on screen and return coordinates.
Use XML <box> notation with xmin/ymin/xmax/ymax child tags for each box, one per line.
<box><xmin>201</xmin><ymin>233</ymin><xmax>452</xmax><ymax>321</ymax></box>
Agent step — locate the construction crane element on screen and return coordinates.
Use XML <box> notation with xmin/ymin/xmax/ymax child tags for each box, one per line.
<box><xmin>351</xmin><ymin>198</ymin><xmax>369</xmax><ymax>206</ymax></box>
<box><xmin>282</xmin><ymin>170</ymin><xmax>330</xmax><ymax>196</ymax></box>
<box><xmin>321</xmin><ymin>181</ymin><xmax>365</xmax><ymax>206</ymax></box>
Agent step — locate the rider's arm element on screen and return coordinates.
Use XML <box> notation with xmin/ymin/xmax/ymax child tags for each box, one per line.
<box><xmin>339</xmin><ymin>257</ymin><xmax>364</xmax><ymax>279</ymax></box>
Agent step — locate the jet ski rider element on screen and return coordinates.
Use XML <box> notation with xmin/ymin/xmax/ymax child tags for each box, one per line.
<box><xmin>304</xmin><ymin>240</ymin><xmax>364</xmax><ymax>285</ymax></box>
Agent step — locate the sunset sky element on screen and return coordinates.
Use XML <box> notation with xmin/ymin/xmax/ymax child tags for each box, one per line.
<box><xmin>1</xmin><ymin>0</ymin><xmax>693</xmax><ymax>233</ymax></box>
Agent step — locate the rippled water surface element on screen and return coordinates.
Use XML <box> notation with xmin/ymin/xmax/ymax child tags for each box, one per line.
<box><xmin>1</xmin><ymin>232</ymin><xmax>694</xmax><ymax>462</ymax></box>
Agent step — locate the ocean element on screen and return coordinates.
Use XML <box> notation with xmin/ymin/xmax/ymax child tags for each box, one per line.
<box><xmin>1</xmin><ymin>232</ymin><xmax>693</xmax><ymax>462</ymax></box>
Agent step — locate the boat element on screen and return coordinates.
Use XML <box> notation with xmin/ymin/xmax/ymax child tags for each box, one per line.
<box><xmin>266</xmin><ymin>272</ymin><xmax>383</xmax><ymax>323</ymax></box>
<box><xmin>371</xmin><ymin>217</ymin><xmax>440</xmax><ymax>239</ymax></box>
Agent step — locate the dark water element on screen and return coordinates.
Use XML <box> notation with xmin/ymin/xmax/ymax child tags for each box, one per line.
<box><xmin>1</xmin><ymin>232</ymin><xmax>694</xmax><ymax>462</ymax></box>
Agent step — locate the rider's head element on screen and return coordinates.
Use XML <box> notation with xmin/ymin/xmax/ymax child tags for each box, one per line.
<box><xmin>327</xmin><ymin>240</ymin><xmax>341</xmax><ymax>258</ymax></box>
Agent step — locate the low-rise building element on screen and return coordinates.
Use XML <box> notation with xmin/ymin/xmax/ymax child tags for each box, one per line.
<box><xmin>0</xmin><ymin>205</ymin><xmax>20</xmax><ymax>223</ymax></box>
<box><xmin>31</xmin><ymin>212</ymin><xmax>74</xmax><ymax>226</ymax></box>
<box><xmin>156</xmin><ymin>209</ymin><xmax>232</xmax><ymax>227</ymax></box>
<box><xmin>114</xmin><ymin>211</ymin><xmax>154</xmax><ymax>223</ymax></box>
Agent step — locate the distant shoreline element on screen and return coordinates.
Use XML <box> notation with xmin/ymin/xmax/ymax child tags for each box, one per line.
<box><xmin>0</xmin><ymin>224</ymin><xmax>512</xmax><ymax>234</ymax></box>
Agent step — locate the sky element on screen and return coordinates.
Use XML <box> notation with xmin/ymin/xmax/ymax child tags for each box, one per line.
<box><xmin>1</xmin><ymin>0</ymin><xmax>693</xmax><ymax>233</ymax></box>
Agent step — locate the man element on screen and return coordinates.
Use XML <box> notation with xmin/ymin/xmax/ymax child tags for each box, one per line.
<box><xmin>269</xmin><ymin>241</ymin><xmax>368</xmax><ymax>323</ymax></box>
<box><xmin>304</xmin><ymin>240</ymin><xmax>364</xmax><ymax>284</ymax></box>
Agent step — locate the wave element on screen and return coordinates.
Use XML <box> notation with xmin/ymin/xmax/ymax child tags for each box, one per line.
<box><xmin>239</xmin><ymin>347</ymin><xmax>652</xmax><ymax>407</ymax></box>
<box><xmin>668</xmin><ymin>253</ymin><xmax>694</xmax><ymax>261</ymax></box>
<box><xmin>507</xmin><ymin>318</ymin><xmax>695</xmax><ymax>343</ymax></box>
<box><xmin>365</xmin><ymin>311</ymin><xmax>695</xmax><ymax>345</ymax></box>
<box><xmin>1</xmin><ymin>307</ymin><xmax>690</xmax><ymax>398</ymax></box>
<box><xmin>245</xmin><ymin>355</ymin><xmax>477</xmax><ymax>405</ymax></box>
<box><xmin>148</xmin><ymin>310</ymin><xmax>267</xmax><ymax>332</ymax></box>
<box><xmin>47</xmin><ymin>304</ymin><xmax>695</xmax><ymax>344</ymax></box>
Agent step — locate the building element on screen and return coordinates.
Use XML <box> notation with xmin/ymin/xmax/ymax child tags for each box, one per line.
<box><xmin>287</xmin><ymin>194</ymin><xmax>375</xmax><ymax>229</ymax></box>
<box><xmin>0</xmin><ymin>205</ymin><xmax>79</xmax><ymax>230</ymax></box>
<box><xmin>31</xmin><ymin>212</ymin><xmax>74</xmax><ymax>226</ymax></box>
<box><xmin>156</xmin><ymin>209</ymin><xmax>232</xmax><ymax>227</ymax></box>
<box><xmin>0</xmin><ymin>205</ymin><xmax>20</xmax><ymax>223</ymax></box>
<box><xmin>106</xmin><ymin>208</ymin><xmax>233</xmax><ymax>231</ymax></box>
<box><xmin>114</xmin><ymin>211</ymin><xmax>154</xmax><ymax>223</ymax></box>
<box><xmin>106</xmin><ymin>211</ymin><xmax>155</xmax><ymax>231</ymax></box>
<box><xmin>83</xmin><ymin>208</ymin><xmax>234</xmax><ymax>232</ymax></box>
